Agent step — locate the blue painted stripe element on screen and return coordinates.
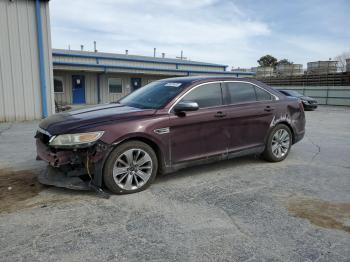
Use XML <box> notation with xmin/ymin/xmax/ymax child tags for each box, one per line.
<box><xmin>35</xmin><ymin>0</ymin><xmax>48</xmax><ymax>118</ymax></box>
<box><xmin>53</xmin><ymin>61</ymin><xmax>255</xmax><ymax>76</ymax></box>
<box><xmin>52</xmin><ymin>51</ymin><xmax>228</xmax><ymax>70</ymax></box>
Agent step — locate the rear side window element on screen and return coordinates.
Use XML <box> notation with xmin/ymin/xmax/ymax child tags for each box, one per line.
<box><xmin>255</xmin><ymin>86</ymin><xmax>272</xmax><ymax>101</ymax></box>
<box><xmin>181</xmin><ymin>83</ymin><xmax>222</xmax><ymax>108</ymax></box>
<box><xmin>225</xmin><ymin>82</ymin><xmax>256</xmax><ymax>104</ymax></box>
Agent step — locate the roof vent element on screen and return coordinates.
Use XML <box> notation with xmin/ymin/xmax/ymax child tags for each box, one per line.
<box><xmin>94</xmin><ymin>41</ymin><xmax>97</xmax><ymax>52</ymax></box>
<box><xmin>176</xmin><ymin>50</ymin><xmax>187</xmax><ymax>60</ymax></box>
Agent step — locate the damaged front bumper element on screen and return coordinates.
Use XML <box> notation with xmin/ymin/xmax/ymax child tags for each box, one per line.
<box><xmin>38</xmin><ymin>165</ymin><xmax>91</xmax><ymax>190</ymax></box>
<box><xmin>36</xmin><ymin>137</ymin><xmax>112</xmax><ymax>197</ymax></box>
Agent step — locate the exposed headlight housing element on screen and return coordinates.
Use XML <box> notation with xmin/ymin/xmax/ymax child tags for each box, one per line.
<box><xmin>49</xmin><ymin>131</ymin><xmax>104</xmax><ymax>148</ymax></box>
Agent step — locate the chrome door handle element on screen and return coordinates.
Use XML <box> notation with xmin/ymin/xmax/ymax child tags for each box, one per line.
<box><xmin>264</xmin><ymin>106</ymin><xmax>274</xmax><ymax>112</ymax></box>
<box><xmin>214</xmin><ymin>111</ymin><xmax>226</xmax><ymax>118</ymax></box>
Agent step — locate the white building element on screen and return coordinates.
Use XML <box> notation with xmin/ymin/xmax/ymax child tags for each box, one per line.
<box><xmin>0</xmin><ymin>0</ymin><xmax>254</xmax><ymax>122</ymax></box>
<box><xmin>53</xmin><ymin>49</ymin><xmax>254</xmax><ymax>106</ymax></box>
<box><xmin>0</xmin><ymin>0</ymin><xmax>54</xmax><ymax>122</ymax></box>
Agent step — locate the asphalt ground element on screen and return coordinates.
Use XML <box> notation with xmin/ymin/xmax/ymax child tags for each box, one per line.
<box><xmin>0</xmin><ymin>106</ymin><xmax>349</xmax><ymax>262</ymax></box>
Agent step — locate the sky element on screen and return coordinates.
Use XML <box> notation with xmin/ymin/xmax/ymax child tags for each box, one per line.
<box><xmin>50</xmin><ymin>0</ymin><xmax>350</xmax><ymax>69</ymax></box>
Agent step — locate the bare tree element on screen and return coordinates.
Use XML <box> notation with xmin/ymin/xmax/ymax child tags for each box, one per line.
<box><xmin>334</xmin><ymin>51</ymin><xmax>350</xmax><ymax>72</ymax></box>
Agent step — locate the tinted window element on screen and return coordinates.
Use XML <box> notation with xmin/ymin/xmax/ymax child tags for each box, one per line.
<box><xmin>54</xmin><ymin>77</ymin><xmax>64</xmax><ymax>93</ymax></box>
<box><xmin>119</xmin><ymin>81</ymin><xmax>186</xmax><ymax>109</ymax></box>
<box><xmin>225</xmin><ymin>82</ymin><xmax>256</xmax><ymax>104</ymax></box>
<box><xmin>181</xmin><ymin>83</ymin><xmax>222</xmax><ymax>108</ymax></box>
<box><xmin>255</xmin><ymin>86</ymin><xmax>272</xmax><ymax>101</ymax></box>
<box><xmin>278</xmin><ymin>90</ymin><xmax>288</xmax><ymax>96</ymax></box>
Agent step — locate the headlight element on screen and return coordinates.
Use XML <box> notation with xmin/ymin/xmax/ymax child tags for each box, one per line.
<box><xmin>302</xmin><ymin>100</ymin><xmax>309</xmax><ymax>104</ymax></box>
<box><xmin>49</xmin><ymin>131</ymin><xmax>104</xmax><ymax>147</ymax></box>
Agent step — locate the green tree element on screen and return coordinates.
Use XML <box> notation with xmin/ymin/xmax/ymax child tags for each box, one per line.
<box><xmin>257</xmin><ymin>55</ymin><xmax>278</xmax><ymax>67</ymax></box>
<box><xmin>277</xmin><ymin>59</ymin><xmax>293</xmax><ymax>65</ymax></box>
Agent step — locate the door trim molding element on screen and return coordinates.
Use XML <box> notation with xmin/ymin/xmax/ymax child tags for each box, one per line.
<box><xmin>166</xmin><ymin>145</ymin><xmax>264</xmax><ymax>174</ymax></box>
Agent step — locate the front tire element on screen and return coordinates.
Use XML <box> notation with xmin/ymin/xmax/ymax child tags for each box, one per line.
<box><xmin>262</xmin><ymin>124</ymin><xmax>292</xmax><ymax>162</ymax></box>
<box><xmin>103</xmin><ymin>141</ymin><xmax>158</xmax><ymax>194</ymax></box>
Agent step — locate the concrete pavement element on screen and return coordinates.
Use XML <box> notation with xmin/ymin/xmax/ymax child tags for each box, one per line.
<box><xmin>0</xmin><ymin>106</ymin><xmax>349</xmax><ymax>262</ymax></box>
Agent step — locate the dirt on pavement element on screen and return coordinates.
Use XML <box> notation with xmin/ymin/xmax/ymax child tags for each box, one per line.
<box><xmin>0</xmin><ymin>169</ymin><xmax>45</xmax><ymax>213</ymax></box>
<box><xmin>288</xmin><ymin>198</ymin><xmax>350</xmax><ymax>234</ymax></box>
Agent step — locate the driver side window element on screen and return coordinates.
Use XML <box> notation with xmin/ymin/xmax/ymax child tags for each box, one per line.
<box><xmin>181</xmin><ymin>83</ymin><xmax>222</xmax><ymax>108</ymax></box>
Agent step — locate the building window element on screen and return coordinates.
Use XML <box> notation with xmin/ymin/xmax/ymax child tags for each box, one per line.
<box><xmin>109</xmin><ymin>78</ymin><xmax>123</xmax><ymax>94</ymax></box>
<box><xmin>54</xmin><ymin>77</ymin><xmax>64</xmax><ymax>93</ymax></box>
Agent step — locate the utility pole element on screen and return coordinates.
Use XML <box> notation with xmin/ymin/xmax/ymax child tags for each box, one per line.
<box><xmin>176</xmin><ymin>50</ymin><xmax>187</xmax><ymax>60</ymax></box>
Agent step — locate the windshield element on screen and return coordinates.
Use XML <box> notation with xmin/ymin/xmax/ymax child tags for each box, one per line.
<box><xmin>282</xmin><ymin>90</ymin><xmax>303</xmax><ymax>97</ymax></box>
<box><xmin>119</xmin><ymin>81</ymin><xmax>187</xmax><ymax>109</ymax></box>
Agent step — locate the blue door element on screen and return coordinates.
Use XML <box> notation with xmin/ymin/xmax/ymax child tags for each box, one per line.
<box><xmin>72</xmin><ymin>75</ymin><xmax>86</xmax><ymax>104</ymax></box>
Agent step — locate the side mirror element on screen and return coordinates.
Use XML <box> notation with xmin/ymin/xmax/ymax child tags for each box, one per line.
<box><xmin>173</xmin><ymin>101</ymin><xmax>199</xmax><ymax>113</ymax></box>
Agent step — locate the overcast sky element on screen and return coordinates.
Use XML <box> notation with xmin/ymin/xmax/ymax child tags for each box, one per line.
<box><xmin>50</xmin><ymin>0</ymin><xmax>350</xmax><ymax>69</ymax></box>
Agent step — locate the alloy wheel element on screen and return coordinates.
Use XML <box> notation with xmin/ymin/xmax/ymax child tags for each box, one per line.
<box><xmin>271</xmin><ymin>129</ymin><xmax>290</xmax><ymax>159</ymax></box>
<box><xmin>112</xmin><ymin>148</ymin><xmax>153</xmax><ymax>190</ymax></box>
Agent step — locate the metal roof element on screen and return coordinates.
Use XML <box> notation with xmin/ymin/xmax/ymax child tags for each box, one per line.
<box><xmin>52</xmin><ymin>49</ymin><xmax>228</xmax><ymax>68</ymax></box>
<box><xmin>52</xmin><ymin>61</ymin><xmax>255</xmax><ymax>76</ymax></box>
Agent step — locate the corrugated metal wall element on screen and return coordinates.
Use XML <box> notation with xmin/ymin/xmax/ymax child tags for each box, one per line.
<box><xmin>54</xmin><ymin>71</ymin><xmax>166</xmax><ymax>105</ymax></box>
<box><xmin>0</xmin><ymin>0</ymin><xmax>53</xmax><ymax>122</ymax></box>
<box><xmin>53</xmin><ymin>69</ymin><xmax>255</xmax><ymax>106</ymax></box>
<box><xmin>54</xmin><ymin>71</ymin><xmax>98</xmax><ymax>105</ymax></box>
<box><xmin>53</xmin><ymin>54</ymin><xmax>227</xmax><ymax>72</ymax></box>
<box><xmin>100</xmin><ymin>74</ymin><xmax>130</xmax><ymax>103</ymax></box>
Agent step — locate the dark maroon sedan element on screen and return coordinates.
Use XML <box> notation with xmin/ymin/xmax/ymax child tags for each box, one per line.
<box><xmin>36</xmin><ymin>76</ymin><xmax>305</xmax><ymax>195</ymax></box>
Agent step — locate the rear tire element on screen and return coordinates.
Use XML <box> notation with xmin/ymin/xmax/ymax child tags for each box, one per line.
<box><xmin>262</xmin><ymin>124</ymin><xmax>292</xmax><ymax>162</ymax></box>
<box><xmin>103</xmin><ymin>141</ymin><xmax>158</xmax><ymax>194</ymax></box>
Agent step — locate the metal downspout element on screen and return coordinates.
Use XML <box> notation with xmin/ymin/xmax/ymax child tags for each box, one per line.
<box><xmin>97</xmin><ymin>73</ymin><xmax>101</xmax><ymax>104</ymax></box>
<box><xmin>35</xmin><ymin>0</ymin><xmax>48</xmax><ymax>117</ymax></box>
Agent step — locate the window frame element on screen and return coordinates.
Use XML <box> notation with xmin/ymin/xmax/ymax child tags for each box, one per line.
<box><xmin>108</xmin><ymin>77</ymin><xmax>123</xmax><ymax>94</ymax></box>
<box><xmin>53</xmin><ymin>76</ymin><xmax>64</xmax><ymax>94</ymax></box>
<box><xmin>254</xmin><ymin>85</ymin><xmax>273</xmax><ymax>101</ymax></box>
<box><xmin>169</xmin><ymin>81</ymin><xmax>278</xmax><ymax>113</ymax></box>
<box><xmin>179</xmin><ymin>82</ymin><xmax>224</xmax><ymax>110</ymax></box>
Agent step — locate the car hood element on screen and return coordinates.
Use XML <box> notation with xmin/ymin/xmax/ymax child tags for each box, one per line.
<box><xmin>39</xmin><ymin>103</ymin><xmax>156</xmax><ymax>135</ymax></box>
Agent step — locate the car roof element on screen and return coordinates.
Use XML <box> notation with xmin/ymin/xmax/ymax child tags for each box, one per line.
<box><xmin>156</xmin><ymin>76</ymin><xmax>283</xmax><ymax>100</ymax></box>
<box><xmin>157</xmin><ymin>75</ymin><xmax>258</xmax><ymax>85</ymax></box>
